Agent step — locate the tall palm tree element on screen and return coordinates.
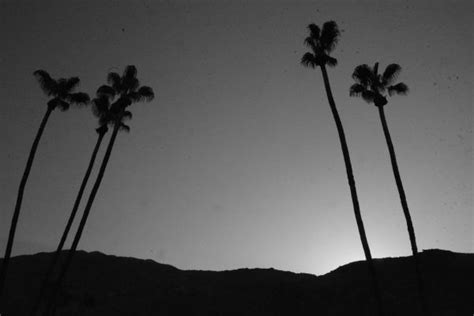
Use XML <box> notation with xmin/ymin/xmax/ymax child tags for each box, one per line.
<box><xmin>0</xmin><ymin>71</ymin><xmax>89</xmax><ymax>306</ymax></box>
<box><xmin>350</xmin><ymin>62</ymin><xmax>429</xmax><ymax>315</ymax></box>
<box><xmin>41</xmin><ymin>66</ymin><xmax>154</xmax><ymax>315</ymax></box>
<box><xmin>30</xmin><ymin>95</ymin><xmax>113</xmax><ymax>316</ymax></box>
<box><xmin>301</xmin><ymin>21</ymin><xmax>385</xmax><ymax>315</ymax></box>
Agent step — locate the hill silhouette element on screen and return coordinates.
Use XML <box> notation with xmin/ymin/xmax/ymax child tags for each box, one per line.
<box><xmin>1</xmin><ymin>249</ymin><xmax>472</xmax><ymax>315</ymax></box>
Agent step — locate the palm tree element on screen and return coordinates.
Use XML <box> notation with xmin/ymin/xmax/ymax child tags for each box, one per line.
<box><xmin>0</xmin><ymin>71</ymin><xmax>89</xmax><ymax>306</ymax></box>
<box><xmin>30</xmin><ymin>95</ymin><xmax>113</xmax><ymax>316</ymax></box>
<box><xmin>350</xmin><ymin>62</ymin><xmax>429</xmax><ymax>315</ymax></box>
<box><xmin>41</xmin><ymin>66</ymin><xmax>154</xmax><ymax>315</ymax></box>
<box><xmin>301</xmin><ymin>21</ymin><xmax>385</xmax><ymax>315</ymax></box>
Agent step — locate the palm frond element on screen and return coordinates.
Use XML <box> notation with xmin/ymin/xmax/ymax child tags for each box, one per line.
<box><xmin>382</xmin><ymin>64</ymin><xmax>402</xmax><ymax>86</ymax></box>
<box><xmin>307</xmin><ymin>23</ymin><xmax>320</xmax><ymax>40</ymax></box>
<box><xmin>56</xmin><ymin>78</ymin><xmax>68</xmax><ymax>96</ymax></box>
<box><xmin>119</xmin><ymin>122</ymin><xmax>130</xmax><ymax>133</ymax></box>
<box><xmin>349</xmin><ymin>83</ymin><xmax>366</xmax><ymax>97</ymax></box>
<box><xmin>301</xmin><ymin>52</ymin><xmax>317</xmax><ymax>68</ymax></box>
<box><xmin>320</xmin><ymin>21</ymin><xmax>339</xmax><ymax>52</ymax></box>
<box><xmin>107</xmin><ymin>72</ymin><xmax>122</xmax><ymax>91</ymax></box>
<box><xmin>136</xmin><ymin>86</ymin><xmax>154</xmax><ymax>102</ymax></box>
<box><xmin>325</xmin><ymin>55</ymin><xmax>338</xmax><ymax>67</ymax></box>
<box><xmin>92</xmin><ymin>96</ymin><xmax>110</xmax><ymax>118</ymax></box>
<box><xmin>122</xmin><ymin>110</ymin><xmax>132</xmax><ymax>121</ymax></box>
<box><xmin>67</xmin><ymin>92</ymin><xmax>90</xmax><ymax>105</ymax></box>
<box><xmin>352</xmin><ymin>64</ymin><xmax>372</xmax><ymax>86</ymax></box>
<box><xmin>33</xmin><ymin>70</ymin><xmax>57</xmax><ymax>96</ymax></box>
<box><xmin>304</xmin><ymin>37</ymin><xmax>317</xmax><ymax>51</ymax></box>
<box><xmin>64</xmin><ymin>77</ymin><xmax>80</xmax><ymax>92</ymax></box>
<box><xmin>123</xmin><ymin>77</ymin><xmax>139</xmax><ymax>92</ymax></box>
<box><xmin>123</xmin><ymin>65</ymin><xmax>137</xmax><ymax>80</ymax></box>
<box><xmin>128</xmin><ymin>92</ymin><xmax>139</xmax><ymax>102</ymax></box>
<box><xmin>99</xmin><ymin>116</ymin><xmax>112</xmax><ymax>128</ymax></box>
<box><xmin>96</xmin><ymin>85</ymin><xmax>116</xmax><ymax>99</ymax></box>
<box><xmin>388</xmin><ymin>82</ymin><xmax>409</xmax><ymax>96</ymax></box>
<box><xmin>57</xmin><ymin>100</ymin><xmax>70</xmax><ymax>111</ymax></box>
<box><xmin>113</xmin><ymin>97</ymin><xmax>132</xmax><ymax>111</ymax></box>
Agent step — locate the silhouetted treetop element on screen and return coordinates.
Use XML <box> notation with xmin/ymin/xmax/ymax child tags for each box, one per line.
<box><xmin>350</xmin><ymin>63</ymin><xmax>408</xmax><ymax>107</ymax></box>
<box><xmin>301</xmin><ymin>21</ymin><xmax>340</xmax><ymax>68</ymax></box>
<box><xmin>99</xmin><ymin>65</ymin><xmax>154</xmax><ymax>106</ymax></box>
<box><xmin>319</xmin><ymin>21</ymin><xmax>339</xmax><ymax>51</ymax></box>
<box><xmin>33</xmin><ymin>70</ymin><xmax>90</xmax><ymax>111</ymax></box>
<box><xmin>93</xmin><ymin>65</ymin><xmax>153</xmax><ymax>133</ymax></box>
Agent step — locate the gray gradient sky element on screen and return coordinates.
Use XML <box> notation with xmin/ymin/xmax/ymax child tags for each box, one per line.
<box><xmin>0</xmin><ymin>0</ymin><xmax>472</xmax><ymax>275</ymax></box>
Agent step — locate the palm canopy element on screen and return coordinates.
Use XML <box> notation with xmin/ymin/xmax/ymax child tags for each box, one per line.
<box><xmin>92</xmin><ymin>93</ymin><xmax>132</xmax><ymax>134</ymax></box>
<box><xmin>97</xmin><ymin>65</ymin><xmax>154</xmax><ymax>102</ymax></box>
<box><xmin>301</xmin><ymin>21</ymin><xmax>340</xmax><ymax>68</ymax></box>
<box><xmin>350</xmin><ymin>62</ymin><xmax>408</xmax><ymax>107</ymax></box>
<box><xmin>95</xmin><ymin>65</ymin><xmax>154</xmax><ymax>132</ymax></box>
<box><xmin>33</xmin><ymin>70</ymin><xmax>90</xmax><ymax>110</ymax></box>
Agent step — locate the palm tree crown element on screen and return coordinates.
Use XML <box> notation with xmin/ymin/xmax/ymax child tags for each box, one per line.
<box><xmin>349</xmin><ymin>62</ymin><xmax>408</xmax><ymax>107</ymax></box>
<box><xmin>95</xmin><ymin>65</ymin><xmax>154</xmax><ymax>132</ymax></box>
<box><xmin>33</xmin><ymin>70</ymin><xmax>90</xmax><ymax>110</ymax></box>
<box><xmin>301</xmin><ymin>21</ymin><xmax>340</xmax><ymax>68</ymax></box>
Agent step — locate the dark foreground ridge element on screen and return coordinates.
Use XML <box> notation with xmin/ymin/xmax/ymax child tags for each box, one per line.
<box><xmin>2</xmin><ymin>249</ymin><xmax>473</xmax><ymax>315</ymax></box>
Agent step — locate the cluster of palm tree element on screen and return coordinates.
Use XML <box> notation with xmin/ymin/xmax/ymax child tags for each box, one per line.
<box><xmin>0</xmin><ymin>19</ymin><xmax>427</xmax><ymax>316</ymax></box>
<box><xmin>302</xmin><ymin>21</ymin><xmax>428</xmax><ymax>315</ymax></box>
<box><xmin>0</xmin><ymin>65</ymin><xmax>154</xmax><ymax>315</ymax></box>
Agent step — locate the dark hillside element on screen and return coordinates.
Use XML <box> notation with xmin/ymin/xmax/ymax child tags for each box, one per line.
<box><xmin>1</xmin><ymin>249</ymin><xmax>473</xmax><ymax>315</ymax></box>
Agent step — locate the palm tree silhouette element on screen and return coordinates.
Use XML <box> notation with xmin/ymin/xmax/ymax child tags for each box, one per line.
<box><xmin>301</xmin><ymin>21</ymin><xmax>384</xmax><ymax>315</ymax></box>
<box><xmin>30</xmin><ymin>95</ymin><xmax>113</xmax><ymax>316</ymax></box>
<box><xmin>0</xmin><ymin>71</ymin><xmax>89</xmax><ymax>306</ymax></box>
<box><xmin>350</xmin><ymin>62</ymin><xmax>429</xmax><ymax>315</ymax></box>
<box><xmin>41</xmin><ymin>66</ymin><xmax>154</xmax><ymax>315</ymax></box>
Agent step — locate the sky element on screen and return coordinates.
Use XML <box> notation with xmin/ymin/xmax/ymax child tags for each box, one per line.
<box><xmin>0</xmin><ymin>0</ymin><xmax>472</xmax><ymax>276</ymax></box>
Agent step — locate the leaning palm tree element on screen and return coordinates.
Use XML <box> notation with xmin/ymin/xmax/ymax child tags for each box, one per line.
<box><xmin>301</xmin><ymin>21</ymin><xmax>384</xmax><ymax>315</ymax></box>
<box><xmin>30</xmin><ymin>95</ymin><xmax>113</xmax><ymax>316</ymax></box>
<box><xmin>41</xmin><ymin>66</ymin><xmax>154</xmax><ymax>315</ymax></box>
<box><xmin>0</xmin><ymin>71</ymin><xmax>89</xmax><ymax>306</ymax></box>
<box><xmin>350</xmin><ymin>62</ymin><xmax>429</xmax><ymax>315</ymax></box>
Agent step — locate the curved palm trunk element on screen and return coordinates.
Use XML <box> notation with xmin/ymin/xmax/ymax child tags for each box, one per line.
<box><xmin>41</xmin><ymin>122</ymin><xmax>120</xmax><ymax>315</ymax></box>
<box><xmin>320</xmin><ymin>65</ymin><xmax>384</xmax><ymax>316</ymax></box>
<box><xmin>30</xmin><ymin>129</ymin><xmax>107</xmax><ymax>316</ymax></box>
<box><xmin>378</xmin><ymin>106</ymin><xmax>429</xmax><ymax>315</ymax></box>
<box><xmin>0</xmin><ymin>106</ymin><xmax>54</xmax><ymax>307</ymax></box>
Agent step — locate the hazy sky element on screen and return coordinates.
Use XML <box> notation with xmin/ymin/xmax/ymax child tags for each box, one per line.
<box><xmin>0</xmin><ymin>0</ymin><xmax>472</xmax><ymax>275</ymax></box>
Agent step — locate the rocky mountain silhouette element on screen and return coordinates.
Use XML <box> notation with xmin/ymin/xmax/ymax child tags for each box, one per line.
<box><xmin>1</xmin><ymin>249</ymin><xmax>473</xmax><ymax>315</ymax></box>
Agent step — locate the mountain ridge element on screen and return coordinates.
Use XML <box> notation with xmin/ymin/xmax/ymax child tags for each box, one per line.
<box><xmin>1</xmin><ymin>248</ymin><xmax>473</xmax><ymax>315</ymax></box>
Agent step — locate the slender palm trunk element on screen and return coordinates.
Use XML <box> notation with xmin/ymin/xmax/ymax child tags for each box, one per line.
<box><xmin>0</xmin><ymin>106</ymin><xmax>54</xmax><ymax>307</ymax></box>
<box><xmin>320</xmin><ymin>65</ymin><xmax>384</xmax><ymax>316</ymax></box>
<box><xmin>30</xmin><ymin>128</ymin><xmax>107</xmax><ymax>316</ymax></box>
<box><xmin>378</xmin><ymin>106</ymin><xmax>429</xmax><ymax>315</ymax></box>
<box><xmin>41</xmin><ymin>122</ymin><xmax>120</xmax><ymax>315</ymax></box>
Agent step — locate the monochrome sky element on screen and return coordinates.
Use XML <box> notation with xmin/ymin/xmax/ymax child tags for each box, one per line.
<box><xmin>0</xmin><ymin>0</ymin><xmax>472</xmax><ymax>275</ymax></box>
